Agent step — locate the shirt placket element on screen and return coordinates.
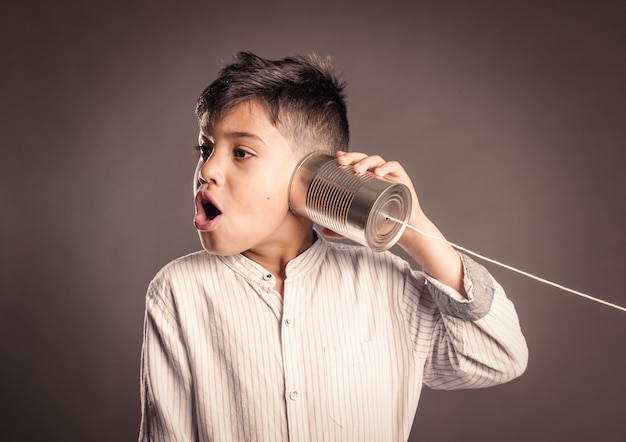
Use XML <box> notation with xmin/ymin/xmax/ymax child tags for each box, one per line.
<box><xmin>280</xmin><ymin>278</ymin><xmax>309</xmax><ymax>442</ymax></box>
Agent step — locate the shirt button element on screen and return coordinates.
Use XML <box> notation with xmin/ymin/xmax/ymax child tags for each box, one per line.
<box><xmin>289</xmin><ymin>390</ymin><xmax>299</xmax><ymax>401</ymax></box>
<box><xmin>262</xmin><ymin>273</ymin><xmax>272</xmax><ymax>281</ymax></box>
<box><xmin>284</xmin><ymin>318</ymin><xmax>292</xmax><ymax>326</ymax></box>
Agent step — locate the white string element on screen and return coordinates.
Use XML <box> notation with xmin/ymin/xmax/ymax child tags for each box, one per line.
<box><xmin>386</xmin><ymin>216</ymin><xmax>626</xmax><ymax>313</ymax></box>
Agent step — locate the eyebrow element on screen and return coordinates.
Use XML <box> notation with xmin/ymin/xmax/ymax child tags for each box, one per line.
<box><xmin>226</xmin><ymin>131</ymin><xmax>265</xmax><ymax>144</ymax></box>
<box><xmin>200</xmin><ymin>129</ymin><xmax>266</xmax><ymax>146</ymax></box>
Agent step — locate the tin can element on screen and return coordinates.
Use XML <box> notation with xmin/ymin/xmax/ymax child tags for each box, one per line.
<box><xmin>289</xmin><ymin>153</ymin><xmax>412</xmax><ymax>251</ymax></box>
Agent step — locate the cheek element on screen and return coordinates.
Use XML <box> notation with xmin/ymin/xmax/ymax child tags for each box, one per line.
<box><xmin>256</xmin><ymin>194</ymin><xmax>290</xmax><ymax>217</ymax></box>
<box><xmin>263</xmin><ymin>194</ymin><xmax>288</xmax><ymax>207</ymax></box>
<box><xmin>245</xmin><ymin>169</ymin><xmax>292</xmax><ymax>210</ymax></box>
<box><xmin>192</xmin><ymin>161</ymin><xmax>203</xmax><ymax>192</ymax></box>
<box><xmin>262</xmin><ymin>178</ymin><xmax>291</xmax><ymax>202</ymax></box>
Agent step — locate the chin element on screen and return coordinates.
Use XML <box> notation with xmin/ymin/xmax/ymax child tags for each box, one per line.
<box><xmin>197</xmin><ymin>232</ymin><xmax>242</xmax><ymax>256</ymax></box>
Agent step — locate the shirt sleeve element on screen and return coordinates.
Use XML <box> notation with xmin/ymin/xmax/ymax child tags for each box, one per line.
<box><xmin>139</xmin><ymin>273</ymin><xmax>197</xmax><ymax>442</ymax></box>
<box><xmin>406</xmin><ymin>253</ymin><xmax>529</xmax><ymax>390</ymax></box>
<box><xmin>424</xmin><ymin>253</ymin><xmax>495</xmax><ymax>321</ymax></box>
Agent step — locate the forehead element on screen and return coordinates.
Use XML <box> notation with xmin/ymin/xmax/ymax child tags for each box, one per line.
<box><xmin>198</xmin><ymin>98</ymin><xmax>276</xmax><ymax>135</ymax></box>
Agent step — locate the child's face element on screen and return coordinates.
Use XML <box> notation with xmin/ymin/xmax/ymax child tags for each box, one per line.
<box><xmin>193</xmin><ymin>99</ymin><xmax>309</xmax><ymax>256</ymax></box>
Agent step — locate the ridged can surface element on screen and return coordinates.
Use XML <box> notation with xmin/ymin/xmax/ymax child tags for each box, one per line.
<box><xmin>289</xmin><ymin>153</ymin><xmax>412</xmax><ymax>251</ymax></box>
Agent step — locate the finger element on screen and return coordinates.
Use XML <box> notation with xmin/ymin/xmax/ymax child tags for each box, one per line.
<box><xmin>337</xmin><ymin>152</ymin><xmax>387</xmax><ymax>174</ymax></box>
<box><xmin>351</xmin><ymin>154</ymin><xmax>386</xmax><ymax>174</ymax></box>
<box><xmin>336</xmin><ymin>151</ymin><xmax>368</xmax><ymax>166</ymax></box>
<box><xmin>372</xmin><ymin>160</ymin><xmax>405</xmax><ymax>177</ymax></box>
<box><xmin>321</xmin><ymin>227</ymin><xmax>345</xmax><ymax>239</ymax></box>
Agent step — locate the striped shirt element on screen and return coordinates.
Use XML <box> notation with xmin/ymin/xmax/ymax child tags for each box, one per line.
<box><xmin>139</xmin><ymin>234</ymin><xmax>528</xmax><ymax>442</ymax></box>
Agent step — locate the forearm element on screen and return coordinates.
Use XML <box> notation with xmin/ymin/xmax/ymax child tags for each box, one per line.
<box><xmin>397</xmin><ymin>212</ymin><xmax>467</xmax><ymax>298</ymax></box>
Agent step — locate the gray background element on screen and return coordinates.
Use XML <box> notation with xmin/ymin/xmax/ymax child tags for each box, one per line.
<box><xmin>1</xmin><ymin>0</ymin><xmax>625</xmax><ymax>441</ymax></box>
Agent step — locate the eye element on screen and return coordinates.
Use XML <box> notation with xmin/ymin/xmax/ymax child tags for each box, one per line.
<box><xmin>233</xmin><ymin>148</ymin><xmax>252</xmax><ymax>159</ymax></box>
<box><xmin>195</xmin><ymin>144</ymin><xmax>213</xmax><ymax>162</ymax></box>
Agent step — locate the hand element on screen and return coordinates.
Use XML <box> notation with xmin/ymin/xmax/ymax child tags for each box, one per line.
<box><xmin>339</xmin><ymin>149</ymin><xmax>423</xmax><ymax>216</ymax></box>
<box><xmin>335</xmin><ymin>150</ymin><xmax>413</xmax><ymax>185</ymax></box>
<box><xmin>320</xmin><ymin>150</ymin><xmax>423</xmax><ymax>238</ymax></box>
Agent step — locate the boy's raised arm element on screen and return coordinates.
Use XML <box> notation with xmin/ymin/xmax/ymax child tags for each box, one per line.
<box><xmin>334</xmin><ymin>150</ymin><xmax>467</xmax><ymax>296</ymax></box>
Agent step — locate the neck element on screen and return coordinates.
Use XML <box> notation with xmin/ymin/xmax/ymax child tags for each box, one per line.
<box><xmin>242</xmin><ymin>227</ymin><xmax>315</xmax><ymax>289</ymax></box>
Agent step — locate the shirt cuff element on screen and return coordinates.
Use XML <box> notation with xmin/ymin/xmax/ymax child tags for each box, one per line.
<box><xmin>425</xmin><ymin>253</ymin><xmax>495</xmax><ymax>321</ymax></box>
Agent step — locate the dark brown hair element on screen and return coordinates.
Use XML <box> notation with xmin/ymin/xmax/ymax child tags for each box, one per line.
<box><xmin>195</xmin><ymin>51</ymin><xmax>349</xmax><ymax>158</ymax></box>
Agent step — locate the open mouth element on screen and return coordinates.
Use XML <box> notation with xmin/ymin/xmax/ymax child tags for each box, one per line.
<box><xmin>203</xmin><ymin>200</ymin><xmax>222</xmax><ymax>220</ymax></box>
<box><xmin>194</xmin><ymin>191</ymin><xmax>223</xmax><ymax>231</ymax></box>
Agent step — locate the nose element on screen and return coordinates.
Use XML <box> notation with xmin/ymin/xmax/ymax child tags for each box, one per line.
<box><xmin>196</xmin><ymin>151</ymin><xmax>226</xmax><ymax>188</ymax></box>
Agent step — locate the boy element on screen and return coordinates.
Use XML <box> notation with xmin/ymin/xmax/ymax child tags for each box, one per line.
<box><xmin>139</xmin><ymin>51</ymin><xmax>528</xmax><ymax>441</ymax></box>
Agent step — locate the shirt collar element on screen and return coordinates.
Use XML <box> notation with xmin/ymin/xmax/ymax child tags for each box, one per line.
<box><xmin>216</xmin><ymin>229</ymin><xmax>329</xmax><ymax>285</ymax></box>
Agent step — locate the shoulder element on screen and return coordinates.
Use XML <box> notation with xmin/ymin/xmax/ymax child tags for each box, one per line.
<box><xmin>163</xmin><ymin>249</ymin><xmax>216</xmax><ymax>270</ymax></box>
<box><xmin>320</xmin><ymin>242</ymin><xmax>430</xmax><ymax>320</ymax></box>
<box><xmin>324</xmin><ymin>239</ymin><xmax>406</xmax><ymax>264</ymax></box>
<box><xmin>144</xmin><ymin>251</ymin><xmax>224</xmax><ymax>316</ymax></box>
<box><xmin>323</xmin><ymin>240</ymin><xmax>416</xmax><ymax>279</ymax></box>
<box><xmin>148</xmin><ymin>250</ymin><xmax>220</xmax><ymax>293</ymax></box>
